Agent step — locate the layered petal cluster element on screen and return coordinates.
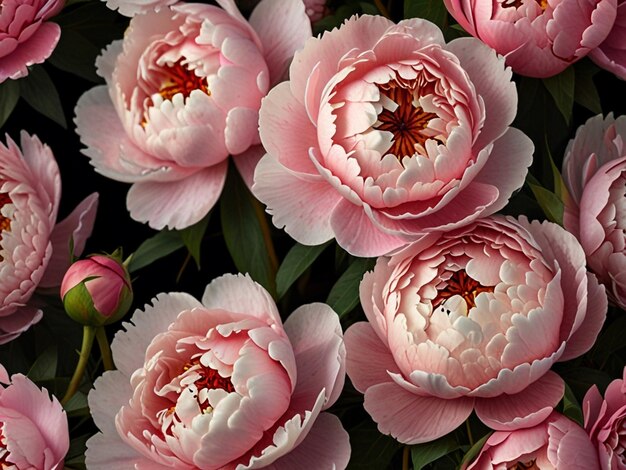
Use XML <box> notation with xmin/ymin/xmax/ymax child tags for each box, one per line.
<box><xmin>345</xmin><ymin>216</ymin><xmax>607</xmax><ymax>444</ymax></box>
<box><xmin>443</xmin><ymin>0</ymin><xmax>617</xmax><ymax>78</ymax></box>
<box><xmin>75</xmin><ymin>0</ymin><xmax>311</xmax><ymax>230</ymax></box>
<box><xmin>252</xmin><ymin>15</ymin><xmax>533</xmax><ymax>257</ymax></box>
<box><xmin>0</xmin><ymin>0</ymin><xmax>64</xmax><ymax>83</ymax></box>
<box><xmin>0</xmin><ymin>132</ymin><xmax>97</xmax><ymax>344</ymax></box>
<box><xmin>86</xmin><ymin>274</ymin><xmax>350</xmax><ymax>469</ymax></box>
<box><xmin>562</xmin><ymin>113</ymin><xmax>626</xmax><ymax>309</ymax></box>
<box><xmin>590</xmin><ymin>0</ymin><xmax>626</xmax><ymax>79</ymax></box>
<box><xmin>583</xmin><ymin>365</ymin><xmax>626</xmax><ymax>468</ymax></box>
<box><xmin>0</xmin><ymin>366</ymin><xmax>69</xmax><ymax>469</ymax></box>
<box><xmin>466</xmin><ymin>412</ymin><xmax>599</xmax><ymax>469</ymax></box>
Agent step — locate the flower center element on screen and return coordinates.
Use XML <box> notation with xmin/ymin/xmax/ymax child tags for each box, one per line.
<box><xmin>183</xmin><ymin>357</ymin><xmax>234</xmax><ymax>395</ymax></box>
<box><xmin>157</xmin><ymin>60</ymin><xmax>210</xmax><ymax>102</ymax></box>
<box><xmin>374</xmin><ymin>80</ymin><xmax>437</xmax><ymax>159</ymax></box>
<box><xmin>0</xmin><ymin>192</ymin><xmax>12</xmax><ymax>263</ymax></box>
<box><xmin>508</xmin><ymin>460</ymin><xmax>539</xmax><ymax>469</ymax></box>
<box><xmin>433</xmin><ymin>270</ymin><xmax>494</xmax><ymax>311</ymax></box>
<box><xmin>0</xmin><ymin>425</ymin><xmax>15</xmax><ymax>469</ymax></box>
<box><xmin>501</xmin><ymin>0</ymin><xmax>547</xmax><ymax>9</ymax></box>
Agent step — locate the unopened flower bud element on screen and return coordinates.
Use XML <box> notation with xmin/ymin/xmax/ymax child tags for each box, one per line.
<box><xmin>61</xmin><ymin>254</ymin><xmax>133</xmax><ymax>326</ymax></box>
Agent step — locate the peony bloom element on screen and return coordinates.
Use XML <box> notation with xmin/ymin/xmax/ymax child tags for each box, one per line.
<box><xmin>0</xmin><ymin>365</ymin><xmax>69</xmax><ymax>469</ymax></box>
<box><xmin>61</xmin><ymin>253</ymin><xmax>133</xmax><ymax>326</ymax></box>
<box><xmin>443</xmin><ymin>0</ymin><xmax>618</xmax><ymax>78</ymax></box>
<box><xmin>345</xmin><ymin>216</ymin><xmax>606</xmax><ymax>444</ymax></box>
<box><xmin>75</xmin><ymin>0</ymin><xmax>311</xmax><ymax>230</ymax></box>
<box><xmin>590</xmin><ymin>0</ymin><xmax>626</xmax><ymax>80</ymax></box>
<box><xmin>0</xmin><ymin>132</ymin><xmax>98</xmax><ymax>344</ymax></box>
<box><xmin>252</xmin><ymin>15</ymin><xmax>533</xmax><ymax>258</ymax></box>
<box><xmin>583</xmin><ymin>365</ymin><xmax>626</xmax><ymax>468</ymax></box>
<box><xmin>86</xmin><ymin>274</ymin><xmax>350</xmax><ymax>469</ymax></box>
<box><xmin>562</xmin><ymin>113</ymin><xmax>626</xmax><ymax>309</ymax></box>
<box><xmin>0</xmin><ymin>0</ymin><xmax>64</xmax><ymax>83</ymax></box>
<box><xmin>465</xmin><ymin>412</ymin><xmax>599</xmax><ymax>469</ymax></box>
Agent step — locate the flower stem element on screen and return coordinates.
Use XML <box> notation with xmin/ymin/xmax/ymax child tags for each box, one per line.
<box><xmin>466</xmin><ymin>419</ymin><xmax>475</xmax><ymax>447</ymax></box>
<box><xmin>96</xmin><ymin>326</ymin><xmax>115</xmax><ymax>371</ymax></box>
<box><xmin>402</xmin><ymin>445</ymin><xmax>410</xmax><ymax>470</ymax></box>
<box><xmin>374</xmin><ymin>0</ymin><xmax>391</xmax><ymax>18</ymax></box>
<box><xmin>62</xmin><ymin>325</ymin><xmax>96</xmax><ymax>405</ymax></box>
<box><xmin>252</xmin><ymin>198</ymin><xmax>279</xmax><ymax>286</ymax></box>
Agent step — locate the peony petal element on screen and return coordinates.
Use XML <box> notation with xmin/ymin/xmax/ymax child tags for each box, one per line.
<box><xmin>249</xmin><ymin>0</ymin><xmax>312</xmax><ymax>85</ymax></box>
<box><xmin>0</xmin><ymin>307</ymin><xmax>43</xmax><ymax>345</ymax></box>
<box><xmin>364</xmin><ymin>381</ymin><xmax>474</xmax><ymax>444</ymax></box>
<box><xmin>284</xmin><ymin>303</ymin><xmax>346</xmax><ymax>411</ymax></box>
<box><xmin>126</xmin><ymin>163</ymin><xmax>228</xmax><ymax>230</ymax></box>
<box><xmin>474</xmin><ymin>371</ymin><xmax>564</xmax><ymax>431</ymax></box>
<box><xmin>233</xmin><ymin>144</ymin><xmax>265</xmax><ymax>190</ymax></box>
<box><xmin>0</xmin><ymin>22</ymin><xmax>60</xmax><ymax>82</ymax></box>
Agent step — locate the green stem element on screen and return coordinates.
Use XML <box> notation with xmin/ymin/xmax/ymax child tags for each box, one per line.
<box><xmin>402</xmin><ymin>445</ymin><xmax>410</xmax><ymax>470</ymax></box>
<box><xmin>466</xmin><ymin>419</ymin><xmax>475</xmax><ymax>447</ymax></box>
<box><xmin>96</xmin><ymin>326</ymin><xmax>115</xmax><ymax>371</ymax></box>
<box><xmin>62</xmin><ymin>325</ymin><xmax>96</xmax><ymax>405</ymax></box>
<box><xmin>252</xmin><ymin>198</ymin><xmax>279</xmax><ymax>278</ymax></box>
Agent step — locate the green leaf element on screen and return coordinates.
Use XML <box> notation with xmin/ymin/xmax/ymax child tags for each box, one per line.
<box><xmin>220</xmin><ymin>168</ymin><xmax>276</xmax><ymax>296</ymax></box>
<box><xmin>347</xmin><ymin>422</ymin><xmax>402</xmax><ymax>470</ymax></box>
<box><xmin>574</xmin><ymin>60</ymin><xmax>602</xmax><ymax>114</ymax></box>
<box><xmin>27</xmin><ymin>346</ymin><xmax>58</xmax><ymax>382</ymax></box>
<box><xmin>543</xmin><ymin>66</ymin><xmax>575</xmax><ymax>124</ymax></box>
<box><xmin>411</xmin><ymin>435</ymin><xmax>461</xmax><ymax>469</ymax></box>
<box><xmin>459</xmin><ymin>432</ymin><xmax>491</xmax><ymax>468</ymax></box>
<box><xmin>562</xmin><ymin>382</ymin><xmax>584</xmax><ymax>426</ymax></box>
<box><xmin>276</xmin><ymin>241</ymin><xmax>331</xmax><ymax>299</ymax></box>
<box><xmin>0</xmin><ymin>79</ymin><xmax>20</xmax><ymax>128</ymax></box>
<box><xmin>19</xmin><ymin>66</ymin><xmax>67</xmax><ymax>128</ymax></box>
<box><xmin>48</xmin><ymin>30</ymin><xmax>101</xmax><ymax>83</ymax></box>
<box><xmin>63</xmin><ymin>391</ymin><xmax>90</xmax><ymax>417</ymax></box>
<box><xmin>591</xmin><ymin>314</ymin><xmax>626</xmax><ymax>366</ymax></box>
<box><xmin>404</xmin><ymin>0</ymin><xmax>448</xmax><ymax>29</ymax></box>
<box><xmin>178</xmin><ymin>212</ymin><xmax>210</xmax><ymax>269</ymax></box>
<box><xmin>526</xmin><ymin>174</ymin><xmax>564</xmax><ymax>226</ymax></box>
<box><xmin>127</xmin><ymin>230</ymin><xmax>185</xmax><ymax>273</ymax></box>
<box><xmin>326</xmin><ymin>257</ymin><xmax>376</xmax><ymax>317</ymax></box>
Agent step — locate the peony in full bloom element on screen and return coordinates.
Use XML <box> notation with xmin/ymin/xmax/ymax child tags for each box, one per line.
<box><xmin>583</xmin><ymin>365</ymin><xmax>626</xmax><ymax>468</ymax></box>
<box><xmin>0</xmin><ymin>132</ymin><xmax>98</xmax><ymax>344</ymax></box>
<box><xmin>252</xmin><ymin>15</ymin><xmax>533</xmax><ymax>257</ymax></box>
<box><xmin>562</xmin><ymin>113</ymin><xmax>626</xmax><ymax>309</ymax></box>
<box><xmin>443</xmin><ymin>0</ymin><xmax>618</xmax><ymax>78</ymax></box>
<box><xmin>465</xmin><ymin>412</ymin><xmax>599</xmax><ymax>469</ymax></box>
<box><xmin>345</xmin><ymin>216</ymin><xmax>607</xmax><ymax>444</ymax></box>
<box><xmin>590</xmin><ymin>0</ymin><xmax>626</xmax><ymax>80</ymax></box>
<box><xmin>0</xmin><ymin>365</ymin><xmax>69</xmax><ymax>469</ymax></box>
<box><xmin>75</xmin><ymin>0</ymin><xmax>311</xmax><ymax>230</ymax></box>
<box><xmin>86</xmin><ymin>274</ymin><xmax>350</xmax><ymax>469</ymax></box>
<box><xmin>0</xmin><ymin>0</ymin><xmax>64</xmax><ymax>83</ymax></box>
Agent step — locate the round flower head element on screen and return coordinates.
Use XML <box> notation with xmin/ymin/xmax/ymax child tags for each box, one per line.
<box><xmin>0</xmin><ymin>132</ymin><xmax>98</xmax><ymax>344</ymax></box>
<box><xmin>252</xmin><ymin>15</ymin><xmax>533</xmax><ymax>257</ymax></box>
<box><xmin>86</xmin><ymin>274</ymin><xmax>350</xmax><ymax>469</ymax></box>
<box><xmin>345</xmin><ymin>216</ymin><xmax>607</xmax><ymax>444</ymax></box>
<box><xmin>0</xmin><ymin>366</ymin><xmax>69</xmax><ymax>469</ymax></box>
<box><xmin>466</xmin><ymin>412</ymin><xmax>599</xmax><ymax>469</ymax></box>
<box><xmin>75</xmin><ymin>0</ymin><xmax>311</xmax><ymax>230</ymax></box>
<box><xmin>583</xmin><ymin>365</ymin><xmax>626</xmax><ymax>468</ymax></box>
<box><xmin>443</xmin><ymin>0</ymin><xmax>618</xmax><ymax>78</ymax></box>
<box><xmin>0</xmin><ymin>0</ymin><xmax>64</xmax><ymax>83</ymax></box>
<box><xmin>562</xmin><ymin>113</ymin><xmax>626</xmax><ymax>309</ymax></box>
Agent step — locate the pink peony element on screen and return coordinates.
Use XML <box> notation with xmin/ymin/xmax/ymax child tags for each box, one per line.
<box><xmin>443</xmin><ymin>0</ymin><xmax>618</xmax><ymax>78</ymax></box>
<box><xmin>0</xmin><ymin>0</ymin><xmax>64</xmax><ymax>83</ymax></box>
<box><xmin>0</xmin><ymin>132</ymin><xmax>98</xmax><ymax>344</ymax></box>
<box><xmin>562</xmin><ymin>113</ymin><xmax>626</xmax><ymax>309</ymax></box>
<box><xmin>252</xmin><ymin>15</ymin><xmax>533</xmax><ymax>258</ymax></box>
<box><xmin>583</xmin><ymin>365</ymin><xmax>626</xmax><ymax>468</ymax></box>
<box><xmin>86</xmin><ymin>273</ymin><xmax>350</xmax><ymax>469</ymax></box>
<box><xmin>0</xmin><ymin>365</ymin><xmax>69</xmax><ymax>469</ymax></box>
<box><xmin>466</xmin><ymin>412</ymin><xmax>599</xmax><ymax>469</ymax></box>
<box><xmin>345</xmin><ymin>216</ymin><xmax>606</xmax><ymax>444</ymax></box>
<box><xmin>590</xmin><ymin>0</ymin><xmax>626</xmax><ymax>79</ymax></box>
<box><xmin>75</xmin><ymin>0</ymin><xmax>311</xmax><ymax>230</ymax></box>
